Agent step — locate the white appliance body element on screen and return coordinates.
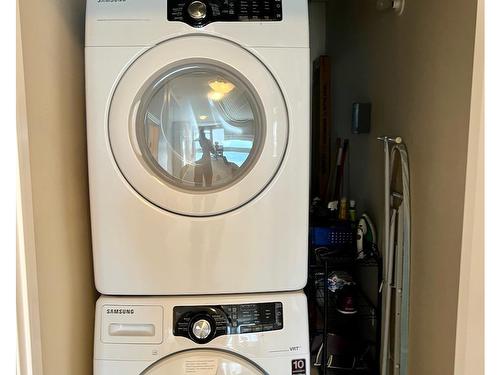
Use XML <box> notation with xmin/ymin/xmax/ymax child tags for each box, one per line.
<box><xmin>94</xmin><ymin>292</ymin><xmax>310</xmax><ymax>375</ymax></box>
<box><xmin>85</xmin><ymin>0</ymin><xmax>310</xmax><ymax>294</ymax></box>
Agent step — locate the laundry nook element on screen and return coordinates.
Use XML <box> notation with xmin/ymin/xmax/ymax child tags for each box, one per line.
<box><xmin>16</xmin><ymin>1</ymin><xmax>484</xmax><ymax>375</ymax></box>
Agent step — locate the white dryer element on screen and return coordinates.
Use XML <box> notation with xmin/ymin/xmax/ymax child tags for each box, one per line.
<box><xmin>94</xmin><ymin>292</ymin><xmax>310</xmax><ymax>374</ymax></box>
<box><xmin>85</xmin><ymin>0</ymin><xmax>310</xmax><ymax>294</ymax></box>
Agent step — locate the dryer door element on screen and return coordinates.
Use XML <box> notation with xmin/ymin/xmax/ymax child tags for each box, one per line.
<box><xmin>109</xmin><ymin>35</ymin><xmax>288</xmax><ymax>216</ymax></box>
<box><xmin>142</xmin><ymin>349</ymin><xmax>266</xmax><ymax>375</ymax></box>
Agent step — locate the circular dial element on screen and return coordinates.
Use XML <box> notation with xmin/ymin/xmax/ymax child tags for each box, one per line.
<box><xmin>187</xmin><ymin>1</ymin><xmax>207</xmax><ymax>20</ymax></box>
<box><xmin>191</xmin><ymin>318</ymin><xmax>212</xmax><ymax>340</ymax></box>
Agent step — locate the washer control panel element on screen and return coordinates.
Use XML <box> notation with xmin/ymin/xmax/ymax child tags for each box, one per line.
<box><xmin>173</xmin><ymin>302</ymin><xmax>283</xmax><ymax>343</ymax></box>
<box><xmin>168</xmin><ymin>1</ymin><xmax>283</xmax><ymax>27</ymax></box>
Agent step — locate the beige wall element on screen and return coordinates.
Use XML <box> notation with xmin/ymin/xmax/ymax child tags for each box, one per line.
<box><xmin>18</xmin><ymin>0</ymin><xmax>95</xmax><ymax>374</ymax></box>
<box><xmin>325</xmin><ymin>0</ymin><xmax>477</xmax><ymax>374</ymax></box>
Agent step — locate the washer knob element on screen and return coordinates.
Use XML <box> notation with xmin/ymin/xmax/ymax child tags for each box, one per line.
<box><xmin>187</xmin><ymin>1</ymin><xmax>207</xmax><ymax>20</ymax></box>
<box><xmin>191</xmin><ymin>318</ymin><xmax>212</xmax><ymax>340</ymax></box>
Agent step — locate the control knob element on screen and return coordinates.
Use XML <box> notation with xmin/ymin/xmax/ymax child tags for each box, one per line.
<box><xmin>192</xmin><ymin>318</ymin><xmax>212</xmax><ymax>340</ymax></box>
<box><xmin>187</xmin><ymin>1</ymin><xmax>207</xmax><ymax>20</ymax></box>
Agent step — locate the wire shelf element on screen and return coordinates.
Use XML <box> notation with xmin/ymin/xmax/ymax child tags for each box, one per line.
<box><xmin>306</xmin><ymin>250</ymin><xmax>382</xmax><ymax>375</ymax></box>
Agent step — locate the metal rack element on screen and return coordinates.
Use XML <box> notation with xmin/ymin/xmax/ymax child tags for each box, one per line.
<box><xmin>307</xmin><ymin>248</ymin><xmax>382</xmax><ymax>374</ymax></box>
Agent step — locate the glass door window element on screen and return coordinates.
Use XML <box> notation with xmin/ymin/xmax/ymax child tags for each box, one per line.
<box><xmin>136</xmin><ymin>64</ymin><xmax>264</xmax><ymax>192</ymax></box>
<box><xmin>108</xmin><ymin>35</ymin><xmax>289</xmax><ymax>215</ymax></box>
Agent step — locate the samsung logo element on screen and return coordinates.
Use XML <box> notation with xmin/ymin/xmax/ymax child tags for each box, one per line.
<box><xmin>98</xmin><ymin>0</ymin><xmax>126</xmax><ymax>3</ymax></box>
<box><xmin>106</xmin><ymin>308</ymin><xmax>135</xmax><ymax>315</ymax></box>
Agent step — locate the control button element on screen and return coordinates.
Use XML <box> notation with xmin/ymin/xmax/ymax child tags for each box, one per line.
<box><xmin>251</xmin><ymin>325</ymin><xmax>263</xmax><ymax>333</ymax></box>
<box><xmin>192</xmin><ymin>318</ymin><xmax>212</xmax><ymax>340</ymax></box>
<box><xmin>240</xmin><ymin>326</ymin><xmax>253</xmax><ymax>334</ymax></box>
<box><xmin>187</xmin><ymin>1</ymin><xmax>207</xmax><ymax>20</ymax></box>
<box><xmin>262</xmin><ymin>324</ymin><xmax>274</xmax><ymax>331</ymax></box>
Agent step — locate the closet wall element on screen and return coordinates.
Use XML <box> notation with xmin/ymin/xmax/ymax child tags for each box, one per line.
<box><xmin>324</xmin><ymin>0</ymin><xmax>477</xmax><ymax>374</ymax></box>
<box><xmin>18</xmin><ymin>0</ymin><xmax>95</xmax><ymax>374</ymax></box>
<box><xmin>309</xmin><ymin>1</ymin><xmax>327</xmax><ymax>62</ymax></box>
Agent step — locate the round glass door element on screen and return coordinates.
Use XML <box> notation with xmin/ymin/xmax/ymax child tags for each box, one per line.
<box><xmin>141</xmin><ymin>349</ymin><xmax>267</xmax><ymax>375</ymax></box>
<box><xmin>108</xmin><ymin>35</ymin><xmax>288</xmax><ymax>216</ymax></box>
<box><xmin>137</xmin><ymin>64</ymin><xmax>264</xmax><ymax>192</ymax></box>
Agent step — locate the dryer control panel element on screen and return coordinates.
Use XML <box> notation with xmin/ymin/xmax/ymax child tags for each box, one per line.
<box><xmin>173</xmin><ymin>302</ymin><xmax>283</xmax><ymax>343</ymax></box>
<box><xmin>168</xmin><ymin>0</ymin><xmax>283</xmax><ymax>27</ymax></box>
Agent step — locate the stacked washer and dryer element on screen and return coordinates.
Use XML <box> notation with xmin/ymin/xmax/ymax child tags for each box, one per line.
<box><xmin>86</xmin><ymin>1</ymin><xmax>310</xmax><ymax>374</ymax></box>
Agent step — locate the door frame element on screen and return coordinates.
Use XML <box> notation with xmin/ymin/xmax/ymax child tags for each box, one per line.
<box><xmin>454</xmin><ymin>0</ymin><xmax>484</xmax><ymax>373</ymax></box>
<box><xmin>16</xmin><ymin>0</ymin><xmax>44</xmax><ymax>373</ymax></box>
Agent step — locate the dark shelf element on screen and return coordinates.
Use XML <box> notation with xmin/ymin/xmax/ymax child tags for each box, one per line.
<box><xmin>309</xmin><ymin>256</ymin><xmax>380</xmax><ymax>270</ymax></box>
<box><xmin>306</xmin><ymin>248</ymin><xmax>382</xmax><ymax>375</ymax></box>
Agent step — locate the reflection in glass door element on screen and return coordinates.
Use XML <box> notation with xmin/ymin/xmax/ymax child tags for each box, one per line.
<box><xmin>137</xmin><ymin>64</ymin><xmax>264</xmax><ymax>192</ymax></box>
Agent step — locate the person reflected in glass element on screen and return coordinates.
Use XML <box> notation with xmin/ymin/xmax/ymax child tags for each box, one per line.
<box><xmin>194</xmin><ymin>129</ymin><xmax>216</xmax><ymax>187</ymax></box>
<box><xmin>214</xmin><ymin>141</ymin><xmax>224</xmax><ymax>159</ymax></box>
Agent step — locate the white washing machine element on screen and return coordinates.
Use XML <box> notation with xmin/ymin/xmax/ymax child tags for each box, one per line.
<box><xmin>94</xmin><ymin>292</ymin><xmax>310</xmax><ymax>374</ymax></box>
<box><xmin>85</xmin><ymin>0</ymin><xmax>310</xmax><ymax>295</ymax></box>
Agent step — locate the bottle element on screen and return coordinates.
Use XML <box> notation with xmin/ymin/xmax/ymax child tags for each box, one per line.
<box><xmin>349</xmin><ymin>200</ymin><xmax>357</xmax><ymax>222</ymax></box>
<box><xmin>339</xmin><ymin>198</ymin><xmax>348</xmax><ymax>221</ymax></box>
<box><xmin>311</xmin><ymin>197</ymin><xmax>321</xmax><ymax>214</ymax></box>
<box><xmin>327</xmin><ymin>200</ymin><xmax>339</xmax><ymax>221</ymax></box>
